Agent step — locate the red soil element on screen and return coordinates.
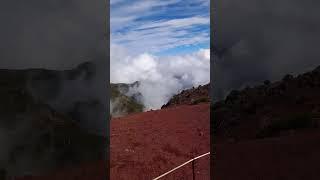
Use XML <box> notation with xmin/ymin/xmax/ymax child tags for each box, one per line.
<box><xmin>14</xmin><ymin>103</ymin><xmax>210</xmax><ymax>180</ymax></box>
<box><xmin>110</xmin><ymin>103</ymin><xmax>210</xmax><ymax>180</ymax></box>
<box><xmin>213</xmin><ymin>130</ymin><xmax>320</xmax><ymax>180</ymax></box>
<box><xmin>14</xmin><ymin>160</ymin><xmax>107</xmax><ymax>180</ymax></box>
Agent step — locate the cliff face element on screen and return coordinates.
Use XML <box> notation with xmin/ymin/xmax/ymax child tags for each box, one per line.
<box><xmin>0</xmin><ymin>64</ymin><xmax>106</xmax><ymax>178</ymax></box>
<box><xmin>213</xmin><ymin>65</ymin><xmax>320</xmax><ymax>142</ymax></box>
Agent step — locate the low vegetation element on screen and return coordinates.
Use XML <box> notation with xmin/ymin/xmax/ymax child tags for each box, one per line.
<box><xmin>110</xmin><ymin>83</ymin><xmax>144</xmax><ymax>117</ymax></box>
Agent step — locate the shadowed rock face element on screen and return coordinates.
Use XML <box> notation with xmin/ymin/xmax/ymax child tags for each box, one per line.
<box><xmin>212</xmin><ymin>65</ymin><xmax>320</xmax><ymax>142</ymax></box>
<box><xmin>0</xmin><ymin>62</ymin><xmax>106</xmax><ymax>178</ymax></box>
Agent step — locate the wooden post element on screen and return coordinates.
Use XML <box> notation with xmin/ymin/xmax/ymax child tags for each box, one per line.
<box><xmin>192</xmin><ymin>160</ymin><xmax>195</xmax><ymax>180</ymax></box>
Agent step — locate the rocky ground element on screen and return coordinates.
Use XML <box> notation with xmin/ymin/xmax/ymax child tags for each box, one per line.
<box><xmin>162</xmin><ymin>83</ymin><xmax>210</xmax><ymax>109</ymax></box>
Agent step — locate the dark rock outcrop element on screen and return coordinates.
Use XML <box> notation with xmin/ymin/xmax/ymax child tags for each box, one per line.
<box><xmin>161</xmin><ymin>83</ymin><xmax>210</xmax><ymax>109</ymax></box>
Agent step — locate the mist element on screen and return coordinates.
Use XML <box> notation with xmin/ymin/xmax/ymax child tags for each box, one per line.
<box><xmin>0</xmin><ymin>0</ymin><xmax>108</xmax><ymax>136</ymax></box>
<box><xmin>111</xmin><ymin>44</ymin><xmax>210</xmax><ymax>110</ymax></box>
<box><xmin>0</xmin><ymin>1</ymin><xmax>108</xmax><ymax>177</ymax></box>
<box><xmin>213</xmin><ymin>0</ymin><xmax>320</xmax><ymax>101</ymax></box>
<box><xmin>0</xmin><ymin>0</ymin><xmax>107</xmax><ymax>69</ymax></box>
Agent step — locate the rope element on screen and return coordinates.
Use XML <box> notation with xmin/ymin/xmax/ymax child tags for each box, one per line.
<box><xmin>152</xmin><ymin>152</ymin><xmax>210</xmax><ymax>180</ymax></box>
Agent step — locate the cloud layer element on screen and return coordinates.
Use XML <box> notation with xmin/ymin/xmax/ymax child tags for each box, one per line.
<box><xmin>111</xmin><ymin>0</ymin><xmax>210</xmax><ymax>109</ymax></box>
<box><xmin>111</xmin><ymin>44</ymin><xmax>210</xmax><ymax>109</ymax></box>
<box><xmin>213</xmin><ymin>0</ymin><xmax>320</xmax><ymax>100</ymax></box>
<box><xmin>0</xmin><ymin>0</ymin><xmax>108</xmax><ymax>136</ymax></box>
<box><xmin>0</xmin><ymin>0</ymin><xmax>106</xmax><ymax>69</ymax></box>
<box><xmin>111</xmin><ymin>0</ymin><xmax>210</xmax><ymax>55</ymax></box>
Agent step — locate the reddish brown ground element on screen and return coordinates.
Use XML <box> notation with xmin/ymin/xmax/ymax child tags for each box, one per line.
<box><xmin>14</xmin><ymin>103</ymin><xmax>210</xmax><ymax>180</ymax></box>
<box><xmin>213</xmin><ymin>130</ymin><xmax>320</xmax><ymax>180</ymax></box>
<box><xmin>14</xmin><ymin>160</ymin><xmax>107</xmax><ymax>180</ymax></box>
<box><xmin>110</xmin><ymin>103</ymin><xmax>210</xmax><ymax>180</ymax></box>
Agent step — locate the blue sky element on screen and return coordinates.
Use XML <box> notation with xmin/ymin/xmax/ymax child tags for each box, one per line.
<box><xmin>110</xmin><ymin>0</ymin><xmax>210</xmax><ymax>56</ymax></box>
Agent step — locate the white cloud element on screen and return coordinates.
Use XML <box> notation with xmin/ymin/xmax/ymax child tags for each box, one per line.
<box><xmin>111</xmin><ymin>44</ymin><xmax>210</xmax><ymax>109</ymax></box>
<box><xmin>110</xmin><ymin>0</ymin><xmax>126</xmax><ymax>5</ymax></box>
<box><xmin>136</xmin><ymin>16</ymin><xmax>209</xmax><ymax>30</ymax></box>
<box><xmin>111</xmin><ymin>0</ymin><xmax>181</xmax><ymax>30</ymax></box>
<box><xmin>111</xmin><ymin>0</ymin><xmax>210</xmax><ymax>54</ymax></box>
<box><xmin>111</xmin><ymin>18</ymin><xmax>209</xmax><ymax>54</ymax></box>
<box><xmin>110</xmin><ymin>0</ymin><xmax>210</xmax><ymax>110</ymax></box>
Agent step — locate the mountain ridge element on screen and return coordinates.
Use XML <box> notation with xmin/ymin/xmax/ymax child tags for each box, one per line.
<box><xmin>110</xmin><ymin>81</ymin><xmax>144</xmax><ymax>117</ymax></box>
<box><xmin>161</xmin><ymin>83</ymin><xmax>210</xmax><ymax>109</ymax></box>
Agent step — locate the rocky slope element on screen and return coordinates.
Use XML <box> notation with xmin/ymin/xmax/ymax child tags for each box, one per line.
<box><xmin>212</xmin><ymin>65</ymin><xmax>320</xmax><ymax>179</ymax></box>
<box><xmin>161</xmin><ymin>83</ymin><xmax>210</xmax><ymax>109</ymax></box>
<box><xmin>213</xmin><ymin>65</ymin><xmax>320</xmax><ymax>142</ymax></box>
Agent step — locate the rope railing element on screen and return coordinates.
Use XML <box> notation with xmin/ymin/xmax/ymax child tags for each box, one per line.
<box><xmin>152</xmin><ymin>152</ymin><xmax>210</xmax><ymax>180</ymax></box>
